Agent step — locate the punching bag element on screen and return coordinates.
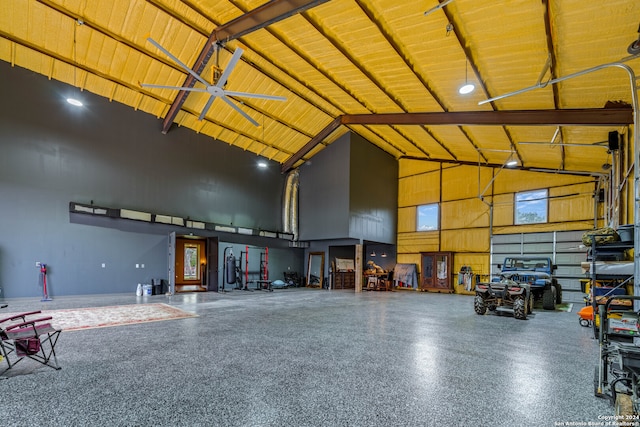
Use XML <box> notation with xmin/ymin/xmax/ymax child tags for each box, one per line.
<box><xmin>226</xmin><ymin>254</ymin><xmax>237</xmax><ymax>284</ymax></box>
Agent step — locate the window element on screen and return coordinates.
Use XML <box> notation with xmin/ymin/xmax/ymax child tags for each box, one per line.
<box><xmin>417</xmin><ymin>203</ymin><xmax>439</xmax><ymax>231</ymax></box>
<box><xmin>515</xmin><ymin>189</ymin><xmax>548</xmax><ymax>224</ymax></box>
<box><xmin>183</xmin><ymin>243</ymin><xmax>200</xmax><ymax>280</ymax></box>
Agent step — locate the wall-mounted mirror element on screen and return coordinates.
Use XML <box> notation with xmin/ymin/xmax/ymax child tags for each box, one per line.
<box><xmin>307</xmin><ymin>252</ymin><xmax>325</xmax><ymax>288</ymax></box>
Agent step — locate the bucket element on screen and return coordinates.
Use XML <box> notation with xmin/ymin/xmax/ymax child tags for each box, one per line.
<box><xmin>142</xmin><ymin>284</ymin><xmax>152</xmax><ymax>296</ymax></box>
<box><xmin>618</xmin><ymin>224</ymin><xmax>634</xmax><ymax>243</ymax></box>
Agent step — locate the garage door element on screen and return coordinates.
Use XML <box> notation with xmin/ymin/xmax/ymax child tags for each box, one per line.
<box><xmin>491</xmin><ymin>230</ymin><xmax>588</xmax><ymax>294</ymax></box>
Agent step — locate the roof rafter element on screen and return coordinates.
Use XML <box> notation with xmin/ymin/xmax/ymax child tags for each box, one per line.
<box><xmin>160</xmin><ymin>0</ymin><xmax>331</xmax><ymax>134</ymax></box>
<box><xmin>282</xmin><ymin>108</ymin><xmax>632</xmax><ymax>173</ymax></box>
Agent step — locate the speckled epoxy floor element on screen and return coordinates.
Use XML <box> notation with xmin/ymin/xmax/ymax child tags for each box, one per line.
<box><xmin>1</xmin><ymin>289</ymin><xmax>612</xmax><ymax>426</ymax></box>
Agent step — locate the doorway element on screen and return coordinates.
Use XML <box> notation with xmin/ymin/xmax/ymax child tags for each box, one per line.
<box><xmin>173</xmin><ymin>236</ymin><xmax>218</xmax><ymax>292</ymax></box>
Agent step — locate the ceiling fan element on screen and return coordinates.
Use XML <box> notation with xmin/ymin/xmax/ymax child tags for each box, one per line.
<box><xmin>140</xmin><ymin>37</ymin><xmax>286</xmax><ymax>126</ymax></box>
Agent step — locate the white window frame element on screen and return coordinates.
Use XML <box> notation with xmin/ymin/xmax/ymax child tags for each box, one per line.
<box><xmin>417</xmin><ymin>203</ymin><xmax>439</xmax><ymax>231</ymax></box>
<box><xmin>515</xmin><ymin>189</ymin><xmax>548</xmax><ymax>225</ymax></box>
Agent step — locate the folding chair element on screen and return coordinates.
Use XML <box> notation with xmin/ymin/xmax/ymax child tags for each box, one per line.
<box><xmin>0</xmin><ymin>310</ymin><xmax>62</xmax><ymax>377</ymax></box>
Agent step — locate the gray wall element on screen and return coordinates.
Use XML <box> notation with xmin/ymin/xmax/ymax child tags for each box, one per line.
<box><xmin>0</xmin><ymin>62</ymin><xmax>302</xmax><ymax>298</ymax></box>
<box><xmin>299</xmin><ymin>132</ymin><xmax>398</xmax><ymax>244</ymax></box>
<box><xmin>298</xmin><ymin>133</ymin><xmax>351</xmax><ymax>240</ymax></box>
<box><xmin>349</xmin><ymin>133</ymin><xmax>398</xmax><ymax>243</ymax></box>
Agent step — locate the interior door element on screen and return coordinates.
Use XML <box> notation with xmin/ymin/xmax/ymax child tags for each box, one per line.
<box><xmin>206</xmin><ymin>237</ymin><xmax>219</xmax><ymax>291</ymax></box>
<box><xmin>167</xmin><ymin>231</ymin><xmax>176</xmax><ymax>295</ymax></box>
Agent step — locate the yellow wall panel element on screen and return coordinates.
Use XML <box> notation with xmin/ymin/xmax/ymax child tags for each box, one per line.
<box><xmin>441</xmin><ymin>165</ymin><xmax>493</xmax><ymax>201</ymax></box>
<box><xmin>398</xmin><ymin>172</ymin><xmax>440</xmax><ymax>207</ymax></box>
<box><xmin>399</xmin><ymin>159</ymin><xmax>440</xmax><ymax>178</ymax></box>
<box><xmin>397</xmin><ymin>231</ymin><xmax>439</xmax><ymax>254</ymax></box>
<box><xmin>551</xmin><ymin>183</ymin><xmax>594</xmax><ymax>222</ymax></box>
<box><xmin>453</xmin><ymin>254</ymin><xmax>490</xmax><ymax>275</ymax></box>
<box><xmin>397</xmin><ymin>253</ymin><xmax>421</xmax><ymax>267</ymax></box>
<box><xmin>441</xmin><ymin>228</ymin><xmax>490</xmax><ymax>252</ymax></box>
<box><xmin>549</xmin><ymin>194</ymin><xmax>593</xmax><ymax>222</ymax></box>
<box><xmin>492</xmin><ymin>220</ymin><xmax>594</xmax><ymax>235</ymax></box>
<box><xmin>492</xmin><ymin>194</ymin><xmax>514</xmax><ymax>226</ymax></box>
<box><xmin>398</xmin><ymin>207</ymin><xmax>416</xmax><ymax>233</ymax></box>
<box><xmin>493</xmin><ymin>170</ymin><xmax>588</xmax><ymax>194</ymax></box>
<box><xmin>452</xmin><ymin>253</ymin><xmax>490</xmax><ymax>295</ymax></box>
<box><xmin>441</xmin><ymin>199</ymin><xmax>490</xmax><ymax>229</ymax></box>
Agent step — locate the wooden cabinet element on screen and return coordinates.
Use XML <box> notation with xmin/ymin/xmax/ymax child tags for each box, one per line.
<box><xmin>334</xmin><ymin>271</ymin><xmax>355</xmax><ymax>289</ymax></box>
<box><xmin>420</xmin><ymin>252</ymin><xmax>453</xmax><ymax>293</ymax></box>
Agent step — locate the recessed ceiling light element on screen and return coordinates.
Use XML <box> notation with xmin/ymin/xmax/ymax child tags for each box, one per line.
<box><xmin>506</xmin><ymin>160</ymin><xmax>518</xmax><ymax>167</ymax></box>
<box><xmin>66</xmin><ymin>98</ymin><xmax>83</xmax><ymax>107</ymax></box>
<box><xmin>458</xmin><ymin>83</ymin><xmax>475</xmax><ymax>95</ymax></box>
<box><xmin>257</xmin><ymin>161</ymin><xmax>268</xmax><ymax>168</ymax></box>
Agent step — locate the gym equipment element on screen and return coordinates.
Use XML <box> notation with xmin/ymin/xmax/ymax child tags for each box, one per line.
<box><xmin>240</xmin><ymin>245</ymin><xmax>272</xmax><ymax>291</ymax></box>
<box><xmin>221</xmin><ymin>247</ymin><xmax>240</xmax><ymax>293</ymax></box>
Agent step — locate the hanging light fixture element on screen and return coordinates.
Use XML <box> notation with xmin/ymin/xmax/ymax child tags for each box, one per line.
<box><xmin>459</xmin><ymin>58</ymin><xmax>475</xmax><ymax>95</ymax></box>
<box><xmin>66</xmin><ymin>19</ymin><xmax>83</xmax><ymax>107</ymax></box>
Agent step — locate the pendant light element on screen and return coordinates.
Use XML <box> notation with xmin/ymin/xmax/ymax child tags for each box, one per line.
<box><xmin>66</xmin><ymin>19</ymin><xmax>83</xmax><ymax>107</ymax></box>
<box><xmin>459</xmin><ymin>58</ymin><xmax>475</xmax><ymax>95</ymax></box>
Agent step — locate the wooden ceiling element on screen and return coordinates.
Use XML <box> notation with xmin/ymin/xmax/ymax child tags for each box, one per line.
<box><xmin>2</xmin><ymin>0</ymin><xmax>639</xmax><ymax>174</ymax></box>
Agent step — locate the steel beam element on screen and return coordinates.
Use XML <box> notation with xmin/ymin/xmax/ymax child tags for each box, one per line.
<box><xmin>161</xmin><ymin>0</ymin><xmax>330</xmax><ymax>134</ymax></box>
<box><xmin>281</xmin><ymin>108</ymin><xmax>632</xmax><ymax>173</ymax></box>
<box><xmin>281</xmin><ymin>117</ymin><xmax>342</xmax><ymax>173</ymax></box>
<box><xmin>340</xmin><ymin>109</ymin><xmax>633</xmax><ymax>126</ymax></box>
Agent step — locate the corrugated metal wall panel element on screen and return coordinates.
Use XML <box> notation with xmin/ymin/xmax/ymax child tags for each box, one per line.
<box><xmin>492</xmin><ymin>230</ymin><xmax>588</xmax><ymax>293</ymax></box>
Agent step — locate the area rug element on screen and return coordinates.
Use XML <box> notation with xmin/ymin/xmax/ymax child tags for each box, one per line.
<box><xmin>555</xmin><ymin>303</ymin><xmax>573</xmax><ymax>312</ymax></box>
<box><xmin>533</xmin><ymin>301</ymin><xmax>573</xmax><ymax>312</ymax></box>
<box><xmin>2</xmin><ymin>304</ymin><xmax>198</xmax><ymax>332</ymax></box>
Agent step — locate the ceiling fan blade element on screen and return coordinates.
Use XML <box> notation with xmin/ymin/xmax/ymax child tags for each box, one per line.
<box><xmin>224</xmin><ymin>90</ymin><xmax>286</xmax><ymax>101</ymax></box>
<box><xmin>147</xmin><ymin>37</ymin><xmax>210</xmax><ymax>87</ymax></box>
<box><xmin>140</xmin><ymin>83</ymin><xmax>207</xmax><ymax>92</ymax></box>
<box><xmin>221</xmin><ymin>96</ymin><xmax>260</xmax><ymax>127</ymax></box>
<box><xmin>198</xmin><ymin>95</ymin><xmax>217</xmax><ymax>121</ymax></box>
<box><xmin>216</xmin><ymin>47</ymin><xmax>244</xmax><ymax>89</ymax></box>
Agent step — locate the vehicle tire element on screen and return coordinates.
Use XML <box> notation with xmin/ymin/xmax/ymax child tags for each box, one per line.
<box><xmin>555</xmin><ymin>282</ymin><xmax>562</xmax><ymax>304</ymax></box>
<box><xmin>542</xmin><ymin>287</ymin><xmax>556</xmax><ymax>310</ymax></box>
<box><xmin>615</xmin><ymin>393</ymin><xmax>634</xmax><ymax>416</ymax></box>
<box><xmin>474</xmin><ymin>295</ymin><xmax>487</xmax><ymax>315</ymax></box>
<box><xmin>527</xmin><ymin>293</ymin><xmax>534</xmax><ymax>314</ymax></box>
<box><xmin>514</xmin><ymin>297</ymin><xmax>527</xmax><ymax>320</ymax></box>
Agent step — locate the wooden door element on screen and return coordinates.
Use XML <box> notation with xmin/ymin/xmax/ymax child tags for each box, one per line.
<box><xmin>420</xmin><ymin>252</ymin><xmax>453</xmax><ymax>293</ymax></box>
<box><xmin>175</xmin><ymin>238</ymin><xmax>207</xmax><ymax>292</ymax></box>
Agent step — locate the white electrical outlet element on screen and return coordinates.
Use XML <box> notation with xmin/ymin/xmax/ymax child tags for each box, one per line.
<box><xmin>36</xmin><ymin>261</ymin><xmax>41</xmax><ymax>268</ymax></box>
<box><xmin>141</xmin><ymin>264</ymin><xmax>145</xmax><ymax>268</ymax></box>
<box><xmin>102</xmin><ymin>263</ymin><xmax>106</xmax><ymax>268</ymax></box>
<box><xmin>135</xmin><ymin>264</ymin><xmax>139</xmax><ymax>268</ymax></box>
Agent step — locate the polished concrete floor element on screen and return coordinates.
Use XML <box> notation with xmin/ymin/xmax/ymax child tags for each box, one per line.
<box><xmin>1</xmin><ymin>288</ymin><xmax>611</xmax><ymax>426</ymax></box>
